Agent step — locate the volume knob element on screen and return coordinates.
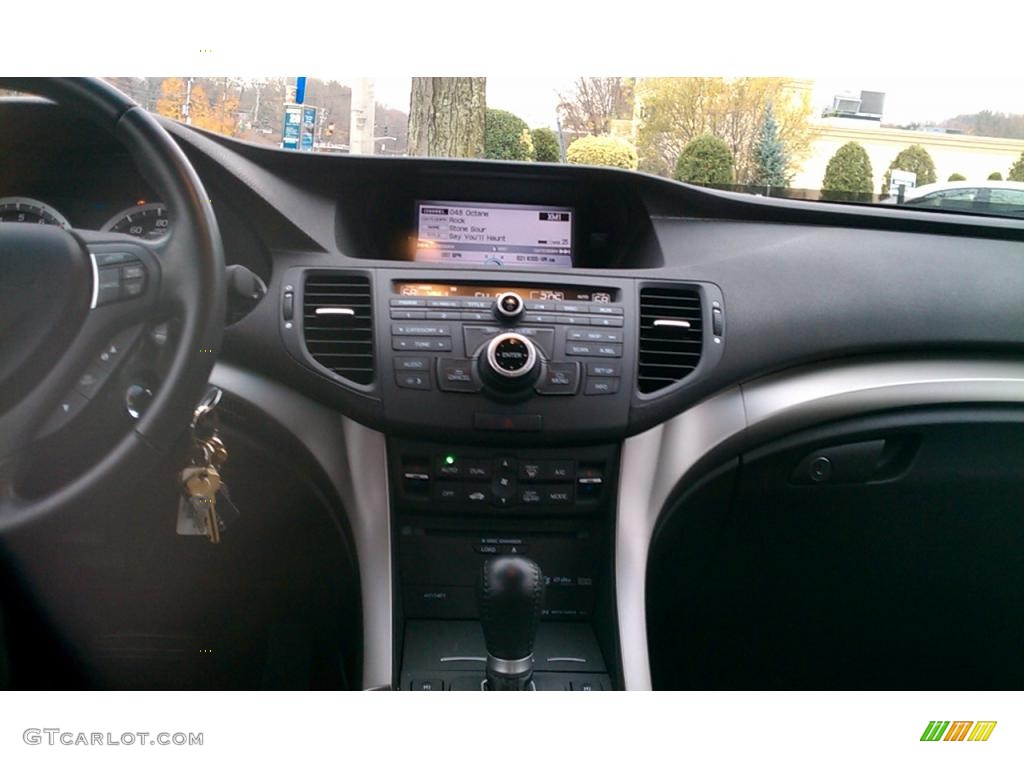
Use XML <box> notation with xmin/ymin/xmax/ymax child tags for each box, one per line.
<box><xmin>495</xmin><ymin>291</ymin><xmax>525</xmax><ymax>320</ymax></box>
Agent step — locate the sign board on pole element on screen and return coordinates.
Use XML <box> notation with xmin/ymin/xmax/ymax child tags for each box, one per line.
<box><xmin>282</xmin><ymin>103</ymin><xmax>303</xmax><ymax>150</ymax></box>
<box><xmin>296</xmin><ymin>77</ymin><xmax>307</xmax><ymax>105</ymax></box>
<box><xmin>300</xmin><ymin>106</ymin><xmax>318</xmax><ymax>152</ymax></box>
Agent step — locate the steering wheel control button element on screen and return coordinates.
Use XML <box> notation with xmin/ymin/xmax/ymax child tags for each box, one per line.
<box><xmin>535</xmin><ymin>362</ymin><xmax>580</xmax><ymax>395</ymax></box>
<box><xmin>96</xmin><ymin>267</ymin><xmax>122</xmax><ymax>304</ymax></box>
<box><xmin>438</xmin><ymin>358</ymin><xmax>482</xmax><ymax>393</ymax></box>
<box><xmin>396</xmin><ymin>372</ymin><xmax>431</xmax><ymax>390</ymax></box>
<box><xmin>495</xmin><ymin>291</ymin><xmax>525</xmax><ymax>320</ymax></box>
<box><xmin>39</xmin><ymin>391</ymin><xmax>90</xmax><ymax>437</ymax></box>
<box><xmin>584</xmin><ymin>378</ymin><xmax>620</xmax><ymax>395</ymax></box>
<box><xmin>94</xmin><ymin>251</ymin><xmax>132</xmax><ymax>267</ymax></box>
<box><xmin>74</xmin><ymin>365</ymin><xmax>109</xmax><ymax>399</ymax></box>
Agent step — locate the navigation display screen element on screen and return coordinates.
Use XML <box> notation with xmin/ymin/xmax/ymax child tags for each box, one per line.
<box><xmin>414</xmin><ymin>201</ymin><xmax>573</xmax><ymax>268</ymax></box>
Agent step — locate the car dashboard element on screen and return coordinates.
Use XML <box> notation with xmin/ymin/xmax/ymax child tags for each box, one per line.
<box><xmin>3</xmin><ymin>96</ymin><xmax>1024</xmax><ymax>691</ymax></box>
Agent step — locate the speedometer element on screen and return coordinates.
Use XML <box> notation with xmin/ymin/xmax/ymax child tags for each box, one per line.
<box><xmin>101</xmin><ymin>203</ymin><xmax>170</xmax><ymax>240</ymax></box>
<box><xmin>0</xmin><ymin>197</ymin><xmax>71</xmax><ymax>228</ymax></box>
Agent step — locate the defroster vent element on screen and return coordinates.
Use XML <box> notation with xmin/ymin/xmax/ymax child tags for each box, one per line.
<box><xmin>637</xmin><ymin>285</ymin><xmax>703</xmax><ymax>394</ymax></box>
<box><xmin>302</xmin><ymin>272</ymin><xmax>374</xmax><ymax>385</ymax></box>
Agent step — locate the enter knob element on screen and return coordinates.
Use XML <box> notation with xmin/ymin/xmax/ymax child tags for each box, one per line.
<box><xmin>482</xmin><ymin>332</ymin><xmax>538</xmax><ymax>385</ymax></box>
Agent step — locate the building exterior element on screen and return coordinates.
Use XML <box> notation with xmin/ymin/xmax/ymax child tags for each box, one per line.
<box><xmin>793</xmin><ymin>118</ymin><xmax>1024</xmax><ymax>193</ymax></box>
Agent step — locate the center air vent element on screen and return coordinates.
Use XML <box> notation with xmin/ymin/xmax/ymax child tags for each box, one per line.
<box><xmin>302</xmin><ymin>272</ymin><xmax>374</xmax><ymax>385</ymax></box>
<box><xmin>637</xmin><ymin>285</ymin><xmax>703</xmax><ymax>394</ymax></box>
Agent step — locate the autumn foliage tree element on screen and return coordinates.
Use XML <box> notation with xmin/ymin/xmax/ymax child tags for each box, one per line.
<box><xmin>636</xmin><ymin>77</ymin><xmax>814</xmax><ymax>183</ymax></box>
<box><xmin>155</xmin><ymin>78</ymin><xmax>186</xmax><ymax>121</ymax></box>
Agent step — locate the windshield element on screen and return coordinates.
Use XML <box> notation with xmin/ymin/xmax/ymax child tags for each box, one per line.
<box><xmin>102</xmin><ymin>76</ymin><xmax>1024</xmax><ymax>219</ymax></box>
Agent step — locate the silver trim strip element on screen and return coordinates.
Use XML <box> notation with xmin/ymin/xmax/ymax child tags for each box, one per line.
<box><xmin>315</xmin><ymin>307</ymin><xmax>355</xmax><ymax>316</ymax></box>
<box><xmin>209</xmin><ymin>363</ymin><xmax>393</xmax><ymax>690</ymax></box>
<box><xmin>440</xmin><ymin>656</ymin><xmax>486</xmax><ymax>663</ymax></box>
<box><xmin>487</xmin><ymin>653</ymin><xmax>534</xmax><ymax>677</ymax></box>
<box><xmin>616</xmin><ymin>357</ymin><xmax>1024</xmax><ymax>690</ymax></box>
<box><xmin>546</xmin><ymin>656</ymin><xmax>587</xmax><ymax>663</ymax></box>
<box><xmin>652</xmin><ymin>319</ymin><xmax>691</xmax><ymax>328</ymax></box>
<box><xmin>88</xmin><ymin>252</ymin><xmax>99</xmax><ymax>309</ymax></box>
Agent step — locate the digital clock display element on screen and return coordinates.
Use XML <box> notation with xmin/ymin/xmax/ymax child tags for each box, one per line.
<box><xmin>394</xmin><ymin>283</ymin><xmax>616</xmax><ymax>304</ymax></box>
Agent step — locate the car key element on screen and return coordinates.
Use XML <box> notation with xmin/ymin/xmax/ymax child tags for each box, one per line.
<box><xmin>182</xmin><ymin>465</ymin><xmax>222</xmax><ymax>543</ymax></box>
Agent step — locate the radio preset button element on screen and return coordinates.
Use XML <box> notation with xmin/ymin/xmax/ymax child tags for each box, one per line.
<box><xmin>590</xmin><ymin>316</ymin><xmax>624</xmax><ymax>327</ymax></box>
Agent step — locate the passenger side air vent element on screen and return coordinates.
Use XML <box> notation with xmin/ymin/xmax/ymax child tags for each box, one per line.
<box><xmin>302</xmin><ymin>272</ymin><xmax>374</xmax><ymax>385</ymax></box>
<box><xmin>637</xmin><ymin>286</ymin><xmax>703</xmax><ymax>394</ymax></box>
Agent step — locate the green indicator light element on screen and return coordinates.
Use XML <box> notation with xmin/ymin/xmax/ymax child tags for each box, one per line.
<box><xmin>445</xmin><ymin>455</ymin><xmax>456</xmax><ymax>465</ymax></box>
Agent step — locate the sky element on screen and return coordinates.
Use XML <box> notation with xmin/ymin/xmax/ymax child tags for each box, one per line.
<box><xmin>371</xmin><ymin>76</ymin><xmax>1024</xmax><ymax>129</ymax></box>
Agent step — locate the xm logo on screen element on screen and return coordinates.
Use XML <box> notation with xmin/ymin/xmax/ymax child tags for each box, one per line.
<box><xmin>920</xmin><ymin>721</ymin><xmax>997</xmax><ymax>741</ymax></box>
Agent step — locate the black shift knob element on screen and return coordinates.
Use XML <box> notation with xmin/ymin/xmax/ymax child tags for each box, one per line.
<box><xmin>480</xmin><ymin>556</ymin><xmax>545</xmax><ymax>662</ymax></box>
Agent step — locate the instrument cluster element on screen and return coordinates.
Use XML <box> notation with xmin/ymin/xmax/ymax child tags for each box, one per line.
<box><xmin>0</xmin><ymin>196</ymin><xmax>169</xmax><ymax>239</ymax></box>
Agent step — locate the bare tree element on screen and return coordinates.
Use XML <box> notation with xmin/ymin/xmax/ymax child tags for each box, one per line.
<box><xmin>407</xmin><ymin>78</ymin><xmax>486</xmax><ymax>158</ymax></box>
<box><xmin>557</xmin><ymin>78</ymin><xmax>627</xmax><ymax>136</ymax></box>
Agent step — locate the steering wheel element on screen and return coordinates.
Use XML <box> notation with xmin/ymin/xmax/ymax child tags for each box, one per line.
<box><xmin>0</xmin><ymin>78</ymin><xmax>224</xmax><ymax>530</ymax></box>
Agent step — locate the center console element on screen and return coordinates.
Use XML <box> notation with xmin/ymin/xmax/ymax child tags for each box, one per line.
<box><xmin>277</xmin><ymin>262</ymin><xmax>725</xmax><ymax>690</ymax></box>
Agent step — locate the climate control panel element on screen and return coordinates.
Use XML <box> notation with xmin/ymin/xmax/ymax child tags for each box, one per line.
<box><xmin>390</xmin><ymin>440</ymin><xmax>614</xmax><ymax>514</ymax></box>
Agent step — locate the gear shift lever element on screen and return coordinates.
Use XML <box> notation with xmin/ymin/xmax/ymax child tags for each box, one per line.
<box><xmin>479</xmin><ymin>556</ymin><xmax>545</xmax><ymax>690</ymax></box>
